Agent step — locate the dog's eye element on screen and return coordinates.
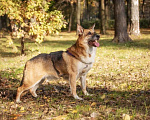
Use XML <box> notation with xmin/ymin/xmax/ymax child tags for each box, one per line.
<box><xmin>87</xmin><ymin>32</ymin><xmax>92</xmax><ymax>35</ymax></box>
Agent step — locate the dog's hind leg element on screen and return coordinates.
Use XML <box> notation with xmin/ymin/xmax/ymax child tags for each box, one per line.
<box><xmin>29</xmin><ymin>77</ymin><xmax>45</xmax><ymax>97</ymax></box>
<box><xmin>16</xmin><ymin>84</ymin><xmax>30</xmax><ymax>103</ymax></box>
<box><xmin>16</xmin><ymin>77</ymin><xmax>44</xmax><ymax>103</ymax></box>
<box><xmin>30</xmin><ymin>84</ymin><xmax>39</xmax><ymax>97</ymax></box>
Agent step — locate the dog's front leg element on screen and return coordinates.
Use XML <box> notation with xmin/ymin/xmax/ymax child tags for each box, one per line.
<box><xmin>80</xmin><ymin>74</ymin><xmax>91</xmax><ymax>96</ymax></box>
<box><xmin>69</xmin><ymin>73</ymin><xmax>83</xmax><ymax>100</ymax></box>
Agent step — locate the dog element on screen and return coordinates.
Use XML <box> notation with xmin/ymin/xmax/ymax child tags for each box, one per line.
<box><xmin>16</xmin><ymin>24</ymin><xmax>100</xmax><ymax>103</ymax></box>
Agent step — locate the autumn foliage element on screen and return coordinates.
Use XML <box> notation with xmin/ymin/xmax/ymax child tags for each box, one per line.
<box><xmin>0</xmin><ymin>0</ymin><xmax>66</xmax><ymax>43</ymax></box>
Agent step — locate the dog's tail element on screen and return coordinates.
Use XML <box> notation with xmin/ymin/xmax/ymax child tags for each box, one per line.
<box><xmin>20</xmin><ymin>63</ymin><xmax>27</xmax><ymax>86</ymax></box>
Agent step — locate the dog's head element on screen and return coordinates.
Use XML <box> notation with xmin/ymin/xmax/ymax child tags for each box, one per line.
<box><xmin>77</xmin><ymin>24</ymin><xmax>100</xmax><ymax>47</ymax></box>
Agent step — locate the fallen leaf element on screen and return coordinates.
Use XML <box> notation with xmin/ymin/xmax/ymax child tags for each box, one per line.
<box><xmin>90</xmin><ymin>112</ymin><xmax>99</xmax><ymax>118</ymax></box>
<box><xmin>53</xmin><ymin>115</ymin><xmax>67</xmax><ymax>120</ymax></box>
<box><xmin>20</xmin><ymin>110</ymin><xmax>25</xmax><ymax>113</ymax></box>
<box><xmin>20</xmin><ymin>107</ymin><xmax>24</xmax><ymax>111</ymax></box>
<box><xmin>72</xmin><ymin>110</ymin><xmax>78</xmax><ymax>114</ymax></box>
<box><xmin>122</xmin><ymin>114</ymin><xmax>130</xmax><ymax>120</ymax></box>
<box><xmin>13</xmin><ymin>117</ymin><xmax>18</xmax><ymax>120</ymax></box>
<box><xmin>91</xmin><ymin>102</ymin><xmax>97</xmax><ymax>106</ymax></box>
<box><xmin>101</xmin><ymin>94</ymin><xmax>106</xmax><ymax>100</ymax></box>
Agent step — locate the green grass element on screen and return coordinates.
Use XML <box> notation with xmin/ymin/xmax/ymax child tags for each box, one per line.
<box><xmin>0</xmin><ymin>29</ymin><xmax>150</xmax><ymax>120</ymax></box>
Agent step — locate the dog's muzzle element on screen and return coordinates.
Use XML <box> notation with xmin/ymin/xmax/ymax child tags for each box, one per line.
<box><xmin>88</xmin><ymin>34</ymin><xmax>100</xmax><ymax>47</ymax></box>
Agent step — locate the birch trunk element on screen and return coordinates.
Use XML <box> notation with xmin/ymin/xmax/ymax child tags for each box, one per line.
<box><xmin>130</xmin><ymin>0</ymin><xmax>140</xmax><ymax>36</ymax></box>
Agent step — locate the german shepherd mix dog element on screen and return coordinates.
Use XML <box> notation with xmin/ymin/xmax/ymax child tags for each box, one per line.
<box><xmin>16</xmin><ymin>24</ymin><xmax>100</xmax><ymax>103</ymax></box>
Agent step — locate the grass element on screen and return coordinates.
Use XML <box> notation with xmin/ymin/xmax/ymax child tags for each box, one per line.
<box><xmin>0</xmin><ymin>29</ymin><xmax>150</xmax><ymax>120</ymax></box>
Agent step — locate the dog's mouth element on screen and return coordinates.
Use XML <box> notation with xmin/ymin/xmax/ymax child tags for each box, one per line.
<box><xmin>88</xmin><ymin>40</ymin><xmax>100</xmax><ymax>47</ymax></box>
<box><xmin>88</xmin><ymin>34</ymin><xmax>100</xmax><ymax>47</ymax></box>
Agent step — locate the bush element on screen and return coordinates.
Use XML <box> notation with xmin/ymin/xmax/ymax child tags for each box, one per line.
<box><xmin>81</xmin><ymin>19</ymin><xmax>100</xmax><ymax>29</ymax></box>
<box><xmin>140</xmin><ymin>19</ymin><xmax>150</xmax><ymax>28</ymax></box>
<box><xmin>81</xmin><ymin>19</ymin><xmax>115</xmax><ymax>29</ymax></box>
<box><xmin>107</xmin><ymin>20</ymin><xmax>115</xmax><ymax>29</ymax></box>
<box><xmin>63</xmin><ymin>18</ymin><xmax>149</xmax><ymax>32</ymax></box>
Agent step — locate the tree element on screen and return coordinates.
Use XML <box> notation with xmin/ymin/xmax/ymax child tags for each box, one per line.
<box><xmin>0</xmin><ymin>0</ymin><xmax>66</xmax><ymax>55</ymax></box>
<box><xmin>127</xmin><ymin>0</ymin><xmax>131</xmax><ymax>32</ymax></box>
<box><xmin>0</xmin><ymin>17</ymin><xmax>2</xmax><ymax>30</ymax></box>
<box><xmin>141</xmin><ymin>0</ymin><xmax>146</xmax><ymax>18</ymax></box>
<box><xmin>76</xmin><ymin>0</ymin><xmax>81</xmax><ymax>34</ymax></box>
<box><xmin>85</xmin><ymin>0</ymin><xmax>89</xmax><ymax>20</ymax></box>
<box><xmin>100</xmin><ymin>0</ymin><xmax>106</xmax><ymax>34</ymax></box>
<box><xmin>68</xmin><ymin>1</ymin><xmax>75</xmax><ymax>32</ymax></box>
<box><xmin>112</xmin><ymin>0</ymin><xmax>132</xmax><ymax>43</ymax></box>
<box><xmin>130</xmin><ymin>0</ymin><xmax>140</xmax><ymax>36</ymax></box>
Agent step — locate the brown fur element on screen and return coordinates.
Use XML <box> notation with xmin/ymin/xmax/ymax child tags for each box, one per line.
<box><xmin>16</xmin><ymin>24</ymin><xmax>100</xmax><ymax>103</ymax></box>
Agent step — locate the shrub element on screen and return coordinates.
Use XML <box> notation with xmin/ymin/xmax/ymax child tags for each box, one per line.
<box><xmin>140</xmin><ymin>19</ymin><xmax>150</xmax><ymax>28</ymax></box>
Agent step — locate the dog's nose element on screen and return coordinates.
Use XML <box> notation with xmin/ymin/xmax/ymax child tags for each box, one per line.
<box><xmin>96</xmin><ymin>35</ymin><xmax>100</xmax><ymax>39</ymax></box>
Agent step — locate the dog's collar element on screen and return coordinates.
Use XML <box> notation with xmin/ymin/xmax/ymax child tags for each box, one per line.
<box><xmin>66</xmin><ymin>50</ymin><xmax>76</xmax><ymax>58</ymax></box>
<box><xmin>66</xmin><ymin>50</ymin><xmax>92</xmax><ymax>64</ymax></box>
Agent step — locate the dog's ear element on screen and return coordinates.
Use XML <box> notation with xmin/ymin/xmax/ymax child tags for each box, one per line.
<box><xmin>90</xmin><ymin>24</ymin><xmax>95</xmax><ymax>31</ymax></box>
<box><xmin>77</xmin><ymin>24</ymin><xmax>84</xmax><ymax>35</ymax></box>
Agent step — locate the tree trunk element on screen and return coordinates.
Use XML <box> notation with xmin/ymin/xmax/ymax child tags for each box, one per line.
<box><xmin>105</xmin><ymin>0</ymin><xmax>110</xmax><ymax>29</ymax></box>
<box><xmin>100</xmin><ymin>0</ymin><xmax>106</xmax><ymax>34</ymax></box>
<box><xmin>99</xmin><ymin>0</ymin><xmax>101</xmax><ymax>23</ymax></box>
<box><xmin>1</xmin><ymin>15</ymin><xmax>7</xmax><ymax>29</ymax></box>
<box><xmin>86</xmin><ymin>0</ymin><xmax>89</xmax><ymax>20</ymax></box>
<box><xmin>0</xmin><ymin>17</ymin><xmax>2</xmax><ymax>30</ymax></box>
<box><xmin>21</xmin><ymin>37</ymin><xmax>25</xmax><ymax>55</ymax></box>
<box><xmin>142</xmin><ymin>0</ymin><xmax>145</xmax><ymax>18</ymax></box>
<box><xmin>68</xmin><ymin>2</ymin><xmax>74</xmax><ymax>32</ymax></box>
<box><xmin>130</xmin><ymin>0</ymin><xmax>140</xmax><ymax>36</ymax></box>
<box><xmin>127</xmin><ymin>0</ymin><xmax>131</xmax><ymax>33</ymax></box>
<box><xmin>112</xmin><ymin>0</ymin><xmax>132</xmax><ymax>43</ymax></box>
<box><xmin>76</xmin><ymin>0</ymin><xmax>81</xmax><ymax>34</ymax></box>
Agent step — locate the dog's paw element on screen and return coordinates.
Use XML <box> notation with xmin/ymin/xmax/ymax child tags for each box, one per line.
<box><xmin>86</xmin><ymin>93</ymin><xmax>93</xmax><ymax>96</ymax></box>
<box><xmin>73</xmin><ymin>95</ymin><xmax>83</xmax><ymax>100</ymax></box>
<box><xmin>16</xmin><ymin>100</ymin><xmax>21</xmax><ymax>104</ymax></box>
<box><xmin>83</xmin><ymin>91</ymin><xmax>93</xmax><ymax>96</ymax></box>
<box><xmin>31</xmin><ymin>92</ymin><xmax>38</xmax><ymax>97</ymax></box>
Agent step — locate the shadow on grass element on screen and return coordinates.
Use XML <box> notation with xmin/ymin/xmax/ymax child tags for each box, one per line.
<box><xmin>0</xmin><ymin>80</ymin><xmax>150</xmax><ymax>117</ymax></box>
<box><xmin>0</xmin><ymin>49</ymin><xmax>20</xmax><ymax>57</ymax></box>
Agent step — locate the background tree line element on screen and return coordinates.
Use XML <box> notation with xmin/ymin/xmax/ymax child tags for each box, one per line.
<box><xmin>0</xmin><ymin>0</ymin><xmax>150</xmax><ymax>54</ymax></box>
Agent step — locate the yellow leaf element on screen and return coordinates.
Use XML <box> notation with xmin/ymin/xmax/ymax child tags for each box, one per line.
<box><xmin>53</xmin><ymin>115</ymin><xmax>67</xmax><ymax>120</ymax></box>
<box><xmin>104</xmin><ymin>99</ymin><xmax>109</xmax><ymax>103</ymax></box>
<box><xmin>70</xmin><ymin>102</ymin><xmax>75</xmax><ymax>104</ymax></box>
<box><xmin>13</xmin><ymin>117</ymin><xmax>18</xmax><ymax>120</ymax></box>
<box><xmin>101</xmin><ymin>94</ymin><xmax>106</xmax><ymax>100</ymax></box>
<box><xmin>20</xmin><ymin>107</ymin><xmax>24</xmax><ymax>111</ymax></box>
<box><xmin>43</xmin><ymin>96</ymin><xmax>47</xmax><ymax>99</ymax></box>
<box><xmin>120</xmin><ymin>83</ymin><xmax>127</xmax><ymax>89</ymax></box>
<box><xmin>4</xmin><ymin>109</ymin><xmax>8</xmax><ymax>112</ymax></box>
<box><xmin>71</xmin><ymin>110</ymin><xmax>77</xmax><ymax>114</ymax></box>
<box><xmin>20</xmin><ymin>111</ymin><xmax>25</xmax><ymax>113</ymax></box>
<box><xmin>91</xmin><ymin>102</ymin><xmax>97</xmax><ymax>106</ymax></box>
<box><xmin>123</xmin><ymin>114</ymin><xmax>130</xmax><ymax>120</ymax></box>
<box><xmin>11</xmin><ymin>102</ymin><xmax>14</xmax><ymax>104</ymax></box>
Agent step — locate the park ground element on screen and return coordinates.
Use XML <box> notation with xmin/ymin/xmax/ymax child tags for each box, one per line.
<box><xmin>0</xmin><ymin>29</ymin><xmax>150</xmax><ymax>120</ymax></box>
